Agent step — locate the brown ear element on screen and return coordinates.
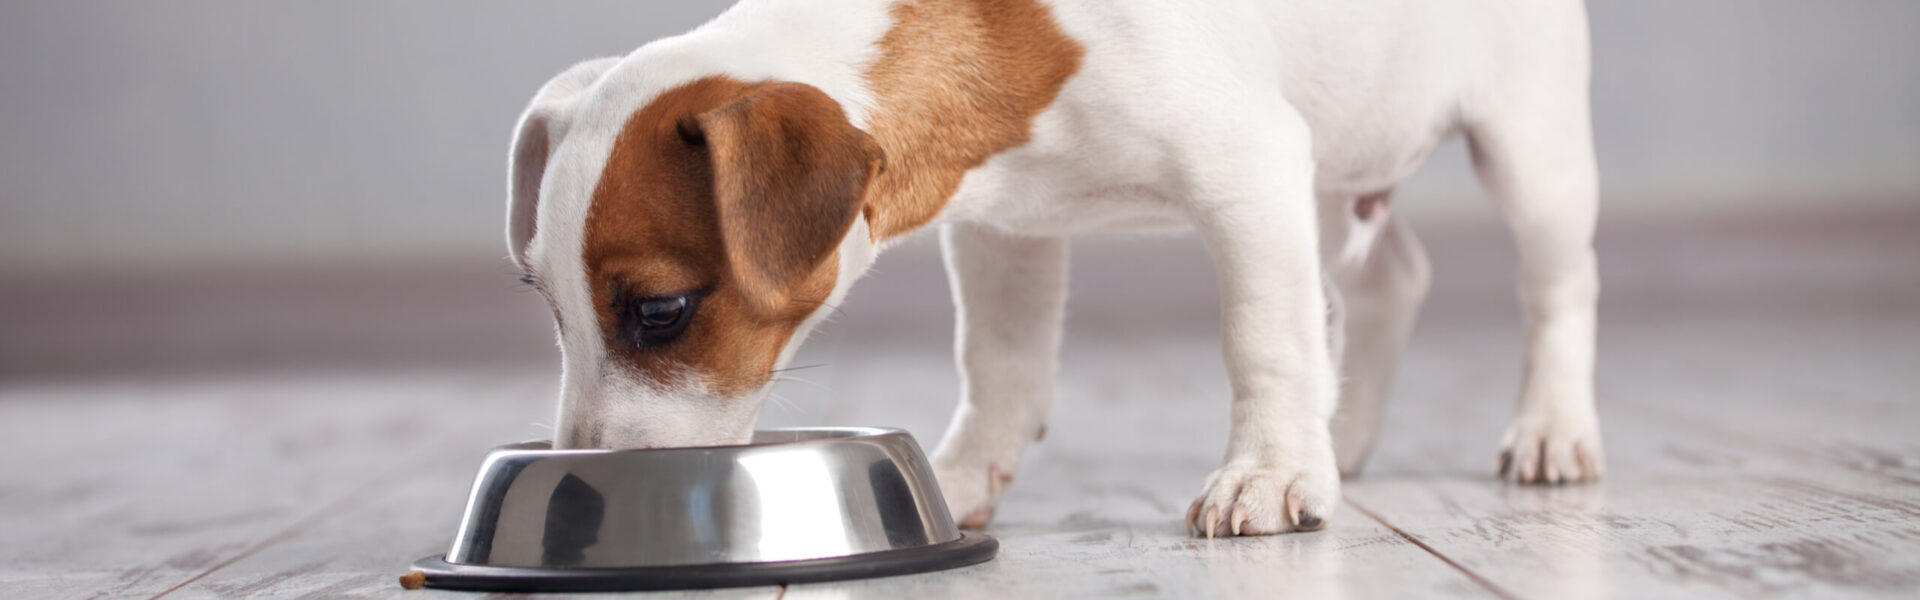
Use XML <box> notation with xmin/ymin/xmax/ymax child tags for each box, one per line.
<box><xmin>693</xmin><ymin>82</ymin><xmax>883</xmax><ymax>314</ymax></box>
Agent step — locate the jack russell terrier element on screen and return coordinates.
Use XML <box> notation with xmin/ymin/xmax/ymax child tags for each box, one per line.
<box><xmin>506</xmin><ymin>0</ymin><xmax>1603</xmax><ymax>537</ymax></box>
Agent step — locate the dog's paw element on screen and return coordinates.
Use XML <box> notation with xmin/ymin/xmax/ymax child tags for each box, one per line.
<box><xmin>931</xmin><ymin>452</ymin><xmax>1017</xmax><ymax>529</ymax></box>
<box><xmin>1186</xmin><ymin>452</ymin><xmax>1340</xmax><ymax>537</ymax></box>
<box><xmin>1498</xmin><ymin>406</ymin><xmax>1604</xmax><ymax>484</ymax></box>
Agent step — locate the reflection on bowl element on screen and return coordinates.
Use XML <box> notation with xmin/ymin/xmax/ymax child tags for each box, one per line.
<box><xmin>411</xmin><ymin>427</ymin><xmax>997</xmax><ymax>592</ymax></box>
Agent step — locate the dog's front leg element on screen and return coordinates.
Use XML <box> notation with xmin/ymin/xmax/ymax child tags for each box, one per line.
<box><xmin>1185</xmin><ymin>129</ymin><xmax>1341</xmax><ymax>537</ymax></box>
<box><xmin>929</xmin><ymin>221</ymin><xmax>1068</xmax><ymax>528</ymax></box>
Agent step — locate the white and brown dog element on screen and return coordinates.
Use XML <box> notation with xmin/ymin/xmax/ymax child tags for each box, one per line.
<box><xmin>506</xmin><ymin>0</ymin><xmax>1603</xmax><ymax>537</ymax></box>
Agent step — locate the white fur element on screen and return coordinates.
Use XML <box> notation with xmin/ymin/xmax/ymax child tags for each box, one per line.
<box><xmin>511</xmin><ymin>0</ymin><xmax>893</xmax><ymax>449</ymax></box>
<box><xmin>513</xmin><ymin>0</ymin><xmax>1604</xmax><ymax>535</ymax></box>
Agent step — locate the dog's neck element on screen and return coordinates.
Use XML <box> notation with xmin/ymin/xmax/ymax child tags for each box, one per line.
<box><xmin>854</xmin><ymin>0</ymin><xmax>1084</xmax><ymax>242</ymax></box>
<box><xmin>688</xmin><ymin>0</ymin><xmax>1084</xmax><ymax>244</ymax></box>
<box><xmin>852</xmin><ymin>1</ymin><xmax>1082</xmax><ymax>244</ymax></box>
<box><xmin>674</xmin><ymin>0</ymin><xmax>1083</xmax><ymax>244</ymax></box>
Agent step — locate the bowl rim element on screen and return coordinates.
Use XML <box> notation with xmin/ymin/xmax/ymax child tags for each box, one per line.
<box><xmin>481</xmin><ymin>426</ymin><xmax>915</xmax><ymax>458</ymax></box>
<box><xmin>414</xmin><ymin>531</ymin><xmax>997</xmax><ymax>592</ymax></box>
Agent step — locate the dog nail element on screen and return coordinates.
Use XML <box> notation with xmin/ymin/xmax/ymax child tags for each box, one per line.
<box><xmin>1230</xmin><ymin>505</ymin><xmax>1247</xmax><ymax>536</ymax></box>
<box><xmin>1286</xmin><ymin>495</ymin><xmax>1302</xmax><ymax>527</ymax></box>
<box><xmin>1205</xmin><ymin>506</ymin><xmax>1220</xmax><ymax>539</ymax></box>
<box><xmin>1186</xmin><ymin>500</ymin><xmax>1202</xmax><ymax>535</ymax></box>
<box><xmin>1297</xmin><ymin>511</ymin><xmax>1324</xmax><ymax>531</ymax></box>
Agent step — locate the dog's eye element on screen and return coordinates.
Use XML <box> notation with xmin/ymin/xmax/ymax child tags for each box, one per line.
<box><xmin>621</xmin><ymin>293</ymin><xmax>698</xmax><ymax>347</ymax></box>
<box><xmin>638</xmin><ymin>297</ymin><xmax>685</xmax><ymax>328</ymax></box>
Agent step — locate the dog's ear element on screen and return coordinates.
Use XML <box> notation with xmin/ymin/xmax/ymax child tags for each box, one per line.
<box><xmin>507</xmin><ymin>57</ymin><xmax>620</xmax><ymax>270</ymax></box>
<box><xmin>692</xmin><ymin>82</ymin><xmax>884</xmax><ymax>314</ymax></box>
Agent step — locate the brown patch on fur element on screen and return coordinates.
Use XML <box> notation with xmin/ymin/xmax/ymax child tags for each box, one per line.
<box><xmin>860</xmin><ymin>0</ymin><xmax>1085</xmax><ymax>239</ymax></box>
<box><xmin>698</xmin><ymin>82</ymin><xmax>884</xmax><ymax>313</ymax></box>
<box><xmin>583</xmin><ymin>77</ymin><xmax>876</xmax><ymax>395</ymax></box>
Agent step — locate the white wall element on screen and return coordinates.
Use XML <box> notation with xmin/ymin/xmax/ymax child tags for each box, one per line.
<box><xmin>1</xmin><ymin>1</ymin><xmax>1915</xmax><ymax>277</ymax></box>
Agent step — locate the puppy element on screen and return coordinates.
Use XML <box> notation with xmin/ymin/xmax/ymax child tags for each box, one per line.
<box><xmin>506</xmin><ymin>0</ymin><xmax>1603</xmax><ymax>537</ymax></box>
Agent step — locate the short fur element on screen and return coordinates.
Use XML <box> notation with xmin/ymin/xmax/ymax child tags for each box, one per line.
<box><xmin>508</xmin><ymin>0</ymin><xmax>1604</xmax><ymax>538</ymax></box>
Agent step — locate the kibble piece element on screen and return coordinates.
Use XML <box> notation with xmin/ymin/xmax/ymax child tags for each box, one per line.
<box><xmin>398</xmin><ymin>570</ymin><xmax>427</xmax><ymax>590</ymax></box>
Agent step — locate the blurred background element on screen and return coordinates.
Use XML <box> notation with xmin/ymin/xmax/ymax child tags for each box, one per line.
<box><xmin>0</xmin><ymin>0</ymin><xmax>1908</xmax><ymax>385</ymax></box>
<box><xmin>0</xmin><ymin>0</ymin><xmax>1912</xmax><ymax>392</ymax></box>
<box><xmin>1</xmin><ymin>0</ymin><xmax>1916</xmax><ymax>379</ymax></box>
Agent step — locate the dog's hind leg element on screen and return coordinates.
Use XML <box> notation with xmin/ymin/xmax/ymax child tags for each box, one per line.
<box><xmin>1467</xmin><ymin>16</ymin><xmax>1605</xmax><ymax>483</ymax></box>
<box><xmin>929</xmin><ymin>221</ymin><xmax>1068</xmax><ymax>528</ymax></box>
<box><xmin>1321</xmin><ymin>192</ymin><xmax>1431</xmax><ymax>477</ymax></box>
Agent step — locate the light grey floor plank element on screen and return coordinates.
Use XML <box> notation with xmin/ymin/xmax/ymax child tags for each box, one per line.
<box><xmin>1339</xmin><ymin>302</ymin><xmax>1920</xmax><ymax>599</ymax></box>
<box><xmin>1600</xmin><ymin>312</ymin><xmax>1920</xmax><ymax>485</ymax></box>
<box><xmin>776</xmin><ymin>322</ymin><xmax>1492</xmax><ymax>599</ymax></box>
<box><xmin>161</xmin><ymin>451</ymin><xmax>778</xmax><ymax>600</ymax></box>
<box><xmin>1345</xmin><ymin>418</ymin><xmax>1920</xmax><ymax>599</ymax></box>
<box><xmin>0</xmin><ymin>370</ymin><xmax>559</xmax><ymax>599</ymax></box>
<box><xmin>783</xmin><ymin>510</ymin><xmax>1491</xmax><ymax>600</ymax></box>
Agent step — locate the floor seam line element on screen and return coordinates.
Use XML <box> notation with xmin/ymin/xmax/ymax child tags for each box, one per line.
<box><xmin>1346</xmin><ymin>496</ymin><xmax>1523</xmax><ymax>600</ymax></box>
<box><xmin>145</xmin><ymin>464</ymin><xmax>421</xmax><ymax>599</ymax></box>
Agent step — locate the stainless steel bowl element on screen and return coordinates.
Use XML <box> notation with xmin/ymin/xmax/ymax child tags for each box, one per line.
<box><xmin>411</xmin><ymin>427</ymin><xmax>996</xmax><ymax>592</ymax></box>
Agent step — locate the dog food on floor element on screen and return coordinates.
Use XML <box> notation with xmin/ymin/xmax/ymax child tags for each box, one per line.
<box><xmin>398</xmin><ymin>570</ymin><xmax>425</xmax><ymax>590</ymax></box>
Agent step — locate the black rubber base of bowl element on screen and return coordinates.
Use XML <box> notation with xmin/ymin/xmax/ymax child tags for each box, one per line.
<box><xmin>410</xmin><ymin>532</ymin><xmax>997</xmax><ymax>592</ymax></box>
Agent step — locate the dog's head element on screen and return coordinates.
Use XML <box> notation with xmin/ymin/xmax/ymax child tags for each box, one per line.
<box><xmin>507</xmin><ymin>56</ymin><xmax>883</xmax><ymax>449</ymax></box>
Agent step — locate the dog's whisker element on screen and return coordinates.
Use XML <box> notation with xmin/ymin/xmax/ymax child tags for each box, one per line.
<box><xmin>765</xmin><ymin>392</ymin><xmax>802</xmax><ymax>416</ymax></box>
<box><xmin>790</xmin><ymin>298</ymin><xmax>849</xmax><ymax>319</ymax></box>
<box><xmin>528</xmin><ymin>421</ymin><xmax>555</xmax><ymax>439</ymax></box>
<box><xmin>768</xmin><ymin>363</ymin><xmax>829</xmax><ymax>375</ymax></box>
<box><xmin>770</xmin><ymin>375</ymin><xmax>830</xmax><ymax>392</ymax></box>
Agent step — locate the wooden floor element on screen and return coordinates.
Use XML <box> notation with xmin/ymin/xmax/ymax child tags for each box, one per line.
<box><xmin>3</xmin><ymin>209</ymin><xmax>1918</xmax><ymax>599</ymax></box>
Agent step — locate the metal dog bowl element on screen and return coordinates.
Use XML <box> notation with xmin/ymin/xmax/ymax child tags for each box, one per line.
<box><xmin>411</xmin><ymin>427</ymin><xmax>996</xmax><ymax>592</ymax></box>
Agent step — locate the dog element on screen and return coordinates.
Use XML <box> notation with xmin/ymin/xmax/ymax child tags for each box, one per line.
<box><xmin>504</xmin><ymin>0</ymin><xmax>1603</xmax><ymax>537</ymax></box>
